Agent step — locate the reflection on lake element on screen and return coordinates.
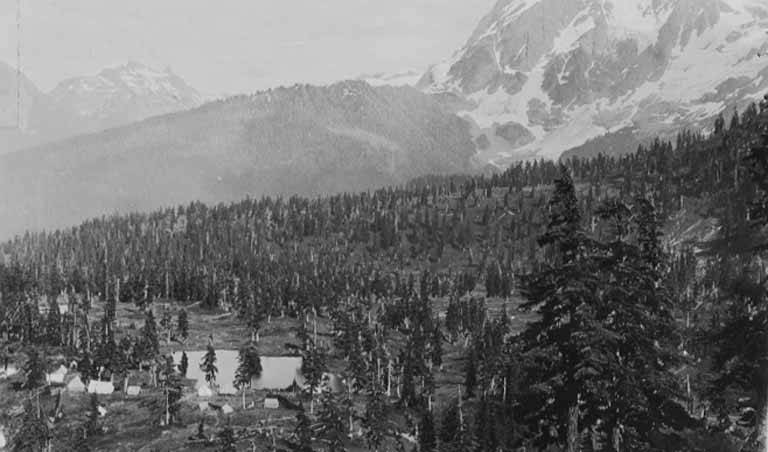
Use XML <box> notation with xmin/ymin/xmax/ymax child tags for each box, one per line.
<box><xmin>172</xmin><ymin>350</ymin><xmax>302</xmax><ymax>390</ymax></box>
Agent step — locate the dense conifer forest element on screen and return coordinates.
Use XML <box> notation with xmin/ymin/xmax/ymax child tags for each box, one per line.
<box><xmin>1</xmin><ymin>97</ymin><xmax>768</xmax><ymax>451</ymax></box>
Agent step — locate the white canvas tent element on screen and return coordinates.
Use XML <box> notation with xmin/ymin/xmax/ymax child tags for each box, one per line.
<box><xmin>264</xmin><ymin>397</ymin><xmax>279</xmax><ymax>409</ymax></box>
<box><xmin>46</xmin><ymin>365</ymin><xmax>68</xmax><ymax>384</ymax></box>
<box><xmin>38</xmin><ymin>293</ymin><xmax>70</xmax><ymax>315</ymax></box>
<box><xmin>87</xmin><ymin>380</ymin><xmax>114</xmax><ymax>395</ymax></box>
<box><xmin>126</xmin><ymin>386</ymin><xmax>141</xmax><ymax>396</ymax></box>
<box><xmin>222</xmin><ymin>403</ymin><xmax>234</xmax><ymax>415</ymax></box>
<box><xmin>322</xmin><ymin>373</ymin><xmax>345</xmax><ymax>394</ymax></box>
<box><xmin>197</xmin><ymin>384</ymin><xmax>213</xmax><ymax>398</ymax></box>
<box><xmin>66</xmin><ymin>375</ymin><xmax>86</xmax><ymax>393</ymax></box>
<box><xmin>0</xmin><ymin>365</ymin><xmax>18</xmax><ymax>379</ymax></box>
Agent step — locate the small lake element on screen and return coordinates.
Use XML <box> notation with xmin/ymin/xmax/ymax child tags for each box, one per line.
<box><xmin>172</xmin><ymin>351</ymin><xmax>302</xmax><ymax>390</ymax></box>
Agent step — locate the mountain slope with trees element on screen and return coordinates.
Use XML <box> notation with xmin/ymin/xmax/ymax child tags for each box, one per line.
<box><xmin>1</xmin><ymin>97</ymin><xmax>768</xmax><ymax>450</ymax></box>
<box><xmin>0</xmin><ymin>80</ymin><xmax>477</xmax><ymax>239</ymax></box>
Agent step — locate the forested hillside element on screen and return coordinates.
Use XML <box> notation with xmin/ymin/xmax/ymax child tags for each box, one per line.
<box><xmin>0</xmin><ymin>96</ymin><xmax>767</xmax><ymax>451</ymax></box>
<box><xmin>0</xmin><ymin>80</ymin><xmax>476</xmax><ymax>239</ymax></box>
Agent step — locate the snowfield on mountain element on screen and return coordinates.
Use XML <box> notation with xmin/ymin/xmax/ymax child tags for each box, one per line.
<box><xmin>419</xmin><ymin>0</ymin><xmax>768</xmax><ymax>163</ymax></box>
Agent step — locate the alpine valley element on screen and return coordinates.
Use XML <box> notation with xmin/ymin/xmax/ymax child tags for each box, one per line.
<box><xmin>4</xmin><ymin>1</ymin><xmax>768</xmax><ymax>451</ymax></box>
<box><xmin>3</xmin><ymin>0</ymin><xmax>768</xmax><ymax>237</ymax></box>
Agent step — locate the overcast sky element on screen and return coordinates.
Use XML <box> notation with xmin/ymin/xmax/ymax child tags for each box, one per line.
<box><xmin>0</xmin><ymin>0</ymin><xmax>494</xmax><ymax>96</ymax></box>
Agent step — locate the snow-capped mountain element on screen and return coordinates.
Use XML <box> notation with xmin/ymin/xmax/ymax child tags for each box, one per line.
<box><xmin>48</xmin><ymin>61</ymin><xmax>202</xmax><ymax>131</ymax></box>
<box><xmin>419</xmin><ymin>0</ymin><xmax>768</xmax><ymax>163</ymax></box>
<box><xmin>0</xmin><ymin>61</ymin><xmax>202</xmax><ymax>153</ymax></box>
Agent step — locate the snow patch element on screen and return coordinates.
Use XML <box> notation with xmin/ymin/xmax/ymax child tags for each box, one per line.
<box><xmin>357</xmin><ymin>70</ymin><xmax>422</xmax><ymax>87</ymax></box>
<box><xmin>552</xmin><ymin>13</ymin><xmax>595</xmax><ymax>54</ymax></box>
<box><xmin>461</xmin><ymin>55</ymin><xmax>551</xmax><ymax>133</ymax></box>
<box><xmin>604</xmin><ymin>0</ymin><xmax>675</xmax><ymax>52</ymax></box>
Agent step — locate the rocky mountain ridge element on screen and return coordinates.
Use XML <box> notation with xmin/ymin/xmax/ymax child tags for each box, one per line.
<box><xmin>419</xmin><ymin>0</ymin><xmax>768</xmax><ymax>162</ymax></box>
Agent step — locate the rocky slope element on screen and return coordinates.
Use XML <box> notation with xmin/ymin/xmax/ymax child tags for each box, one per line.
<box><xmin>0</xmin><ymin>81</ymin><xmax>476</xmax><ymax>238</ymax></box>
<box><xmin>356</xmin><ymin>70</ymin><xmax>423</xmax><ymax>87</ymax></box>
<box><xmin>419</xmin><ymin>0</ymin><xmax>768</xmax><ymax>163</ymax></box>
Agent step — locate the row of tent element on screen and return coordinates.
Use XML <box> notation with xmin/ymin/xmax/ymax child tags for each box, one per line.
<box><xmin>8</xmin><ymin>355</ymin><xmax>347</xmax><ymax>399</ymax></box>
<box><xmin>40</xmin><ymin>365</ymin><xmax>115</xmax><ymax>395</ymax></box>
<box><xmin>63</xmin><ymin>375</ymin><xmax>115</xmax><ymax>395</ymax></box>
<box><xmin>0</xmin><ymin>361</ymin><xmax>111</xmax><ymax>395</ymax></box>
<box><xmin>198</xmin><ymin>401</ymin><xmax>235</xmax><ymax>414</ymax></box>
<box><xmin>198</xmin><ymin>395</ymin><xmax>298</xmax><ymax>414</ymax></box>
<box><xmin>0</xmin><ymin>365</ymin><xmax>18</xmax><ymax>380</ymax></box>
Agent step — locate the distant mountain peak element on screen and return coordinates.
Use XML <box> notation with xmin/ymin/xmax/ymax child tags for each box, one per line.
<box><xmin>48</xmin><ymin>61</ymin><xmax>202</xmax><ymax>126</ymax></box>
<box><xmin>420</xmin><ymin>0</ymin><xmax>768</xmax><ymax>162</ymax></box>
<box><xmin>1</xmin><ymin>61</ymin><xmax>203</xmax><ymax>154</ymax></box>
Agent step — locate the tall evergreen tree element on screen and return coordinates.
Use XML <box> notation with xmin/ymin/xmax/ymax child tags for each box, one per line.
<box><xmin>418</xmin><ymin>409</ymin><xmax>437</xmax><ymax>452</ymax></box>
<box><xmin>85</xmin><ymin>394</ymin><xmax>101</xmax><ymax>436</ymax></box>
<box><xmin>176</xmin><ymin>309</ymin><xmax>189</xmax><ymax>341</ymax></box>
<box><xmin>179</xmin><ymin>351</ymin><xmax>189</xmax><ymax>378</ymax></box>
<box><xmin>237</xmin><ymin>346</ymin><xmax>262</xmax><ymax>386</ymax></box>
<box><xmin>45</xmin><ymin>298</ymin><xmax>61</xmax><ymax>346</ymax></box>
<box><xmin>290</xmin><ymin>411</ymin><xmax>315</xmax><ymax>452</ymax></box>
<box><xmin>475</xmin><ymin>397</ymin><xmax>498</xmax><ymax>452</ymax></box>
<box><xmin>78</xmin><ymin>349</ymin><xmax>95</xmax><ymax>381</ymax></box>
<box><xmin>234</xmin><ymin>345</ymin><xmax>262</xmax><ymax>408</ymax></box>
<box><xmin>516</xmin><ymin>166</ymin><xmax>602</xmax><ymax>451</ymax></box>
<box><xmin>12</xmin><ymin>401</ymin><xmax>50</xmax><ymax>452</ymax></box>
<box><xmin>429</xmin><ymin>321</ymin><xmax>443</xmax><ymax>370</ymax></box>
<box><xmin>160</xmin><ymin>355</ymin><xmax>183</xmax><ymax>426</ymax></box>
<box><xmin>362</xmin><ymin>385</ymin><xmax>387</xmax><ymax>451</ymax></box>
<box><xmin>200</xmin><ymin>343</ymin><xmax>218</xmax><ymax>387</ymax></box>
<box><xmin>247</xmin><ymin>303</ymin><xmax>265</xmax><ymax>343</ymax></box>
<box><xmin>707</xmin><ymin>130</ymin><xmax>768</xmax><ymax>447</ymax></box>
<box><xmin>594</xmin><ymin>198</ymin><xmax>687</xmax><ymax>450</ymax></box>
<box><xmin>463</xmin><ymin>349</ymin><xmax>477</xmax><ymax>399</ymax></box>
<box><xmin>67</xmin><ymin>425</ymin><xmax>91</xmax><ymax>452</ymax></box>
<box><xmin>23</xmin><ymin>348</ymin><xmax>46</xmax><ymax>390</ymax></box>
<box><xmin>217</xmin><ymin>423</ymin><xmax>236</xmax><ymax>452</ymax></box>
<box><xmin>302</xmin><ymin>344</ymin><xmax>327</xmax><ymax>414</ymax></box>
<box><xmin>452</xmin><ymin>414</ymin><xmax>479</xmax><ymax>452</ymax></box>
<box><xmin>159</xmin><ymin>309</ymin><xmax>173</xmax><ymax>343</ymax></box>
<box><xmin>316</xmin><ymin>390</ymin><xmax>347</xmax><ymax>452</ymax></box>
<box><xmin>438</xmin><ymin>399</ymin><xmax>461</xmax><ymax>446</ymax></box>
<box><xmin>139</xmin><ymin>309</ymin><xmax>159</xmax><ymax>360</ymax></box>
<box><xmin>517</xmin><ymin>172</ymin><xmax>689</xmax><ymax>450</ymax></box>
